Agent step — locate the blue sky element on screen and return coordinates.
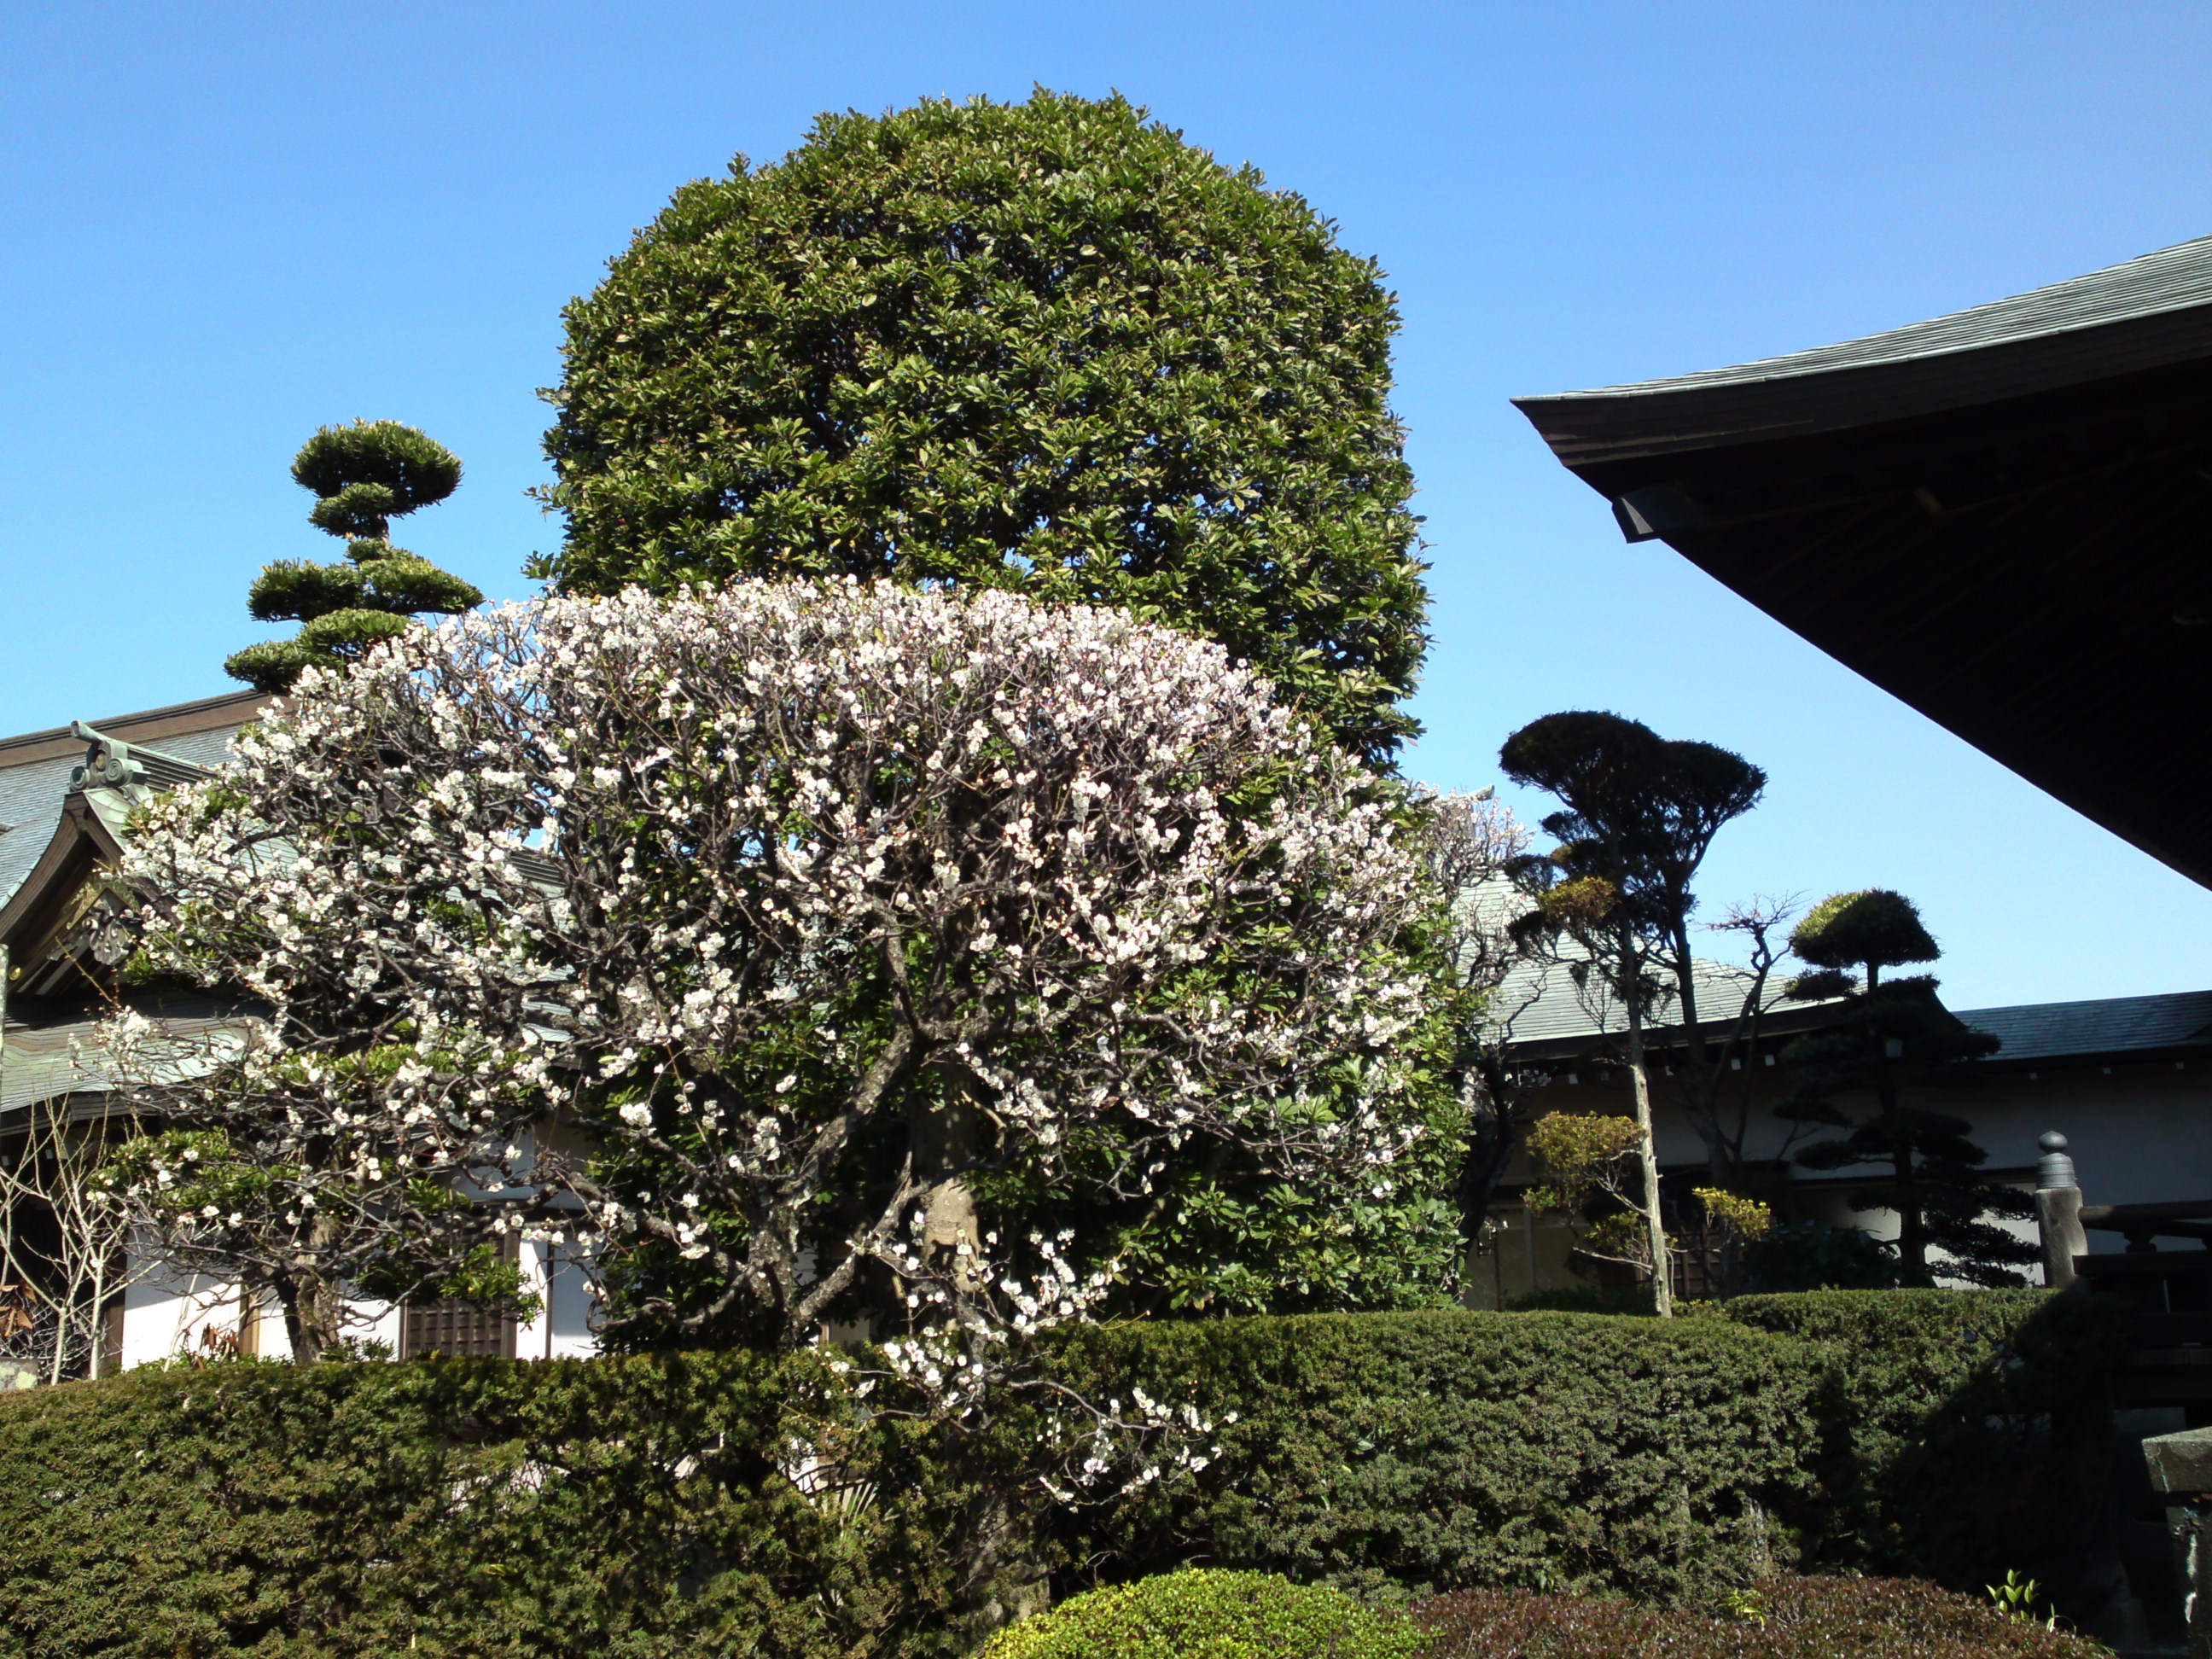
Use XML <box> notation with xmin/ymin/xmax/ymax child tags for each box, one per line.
<box><xmin>4</xmin><ymin>1</ymin><xmax>2210</xmax><ymax>1008</ymax></box>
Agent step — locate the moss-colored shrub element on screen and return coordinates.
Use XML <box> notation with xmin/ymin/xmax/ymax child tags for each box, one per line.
<box><xmin>1411</xmin><ymin>1573</ymin><xmax>2107</xmax><ymax>1658</ymax></box>
<box><xmin>983</xmin><ymin>1569</ymin><xmax>1423</xmax><ymax>1659</ymax></box>
<box><xmin>0</xmin><ymin>1349</ymin><xmax>977</xmax><ymax>1659</ymax></box>
<box><xmin>0</xmin><ymin>1296</ymin><xmax>2122</xmax><ymax>1655</ymax></box>
<box><xmin>1039</xmin><ymin>1310</ymin><xmax>1823</xmax><ymax>1602</ymax></box>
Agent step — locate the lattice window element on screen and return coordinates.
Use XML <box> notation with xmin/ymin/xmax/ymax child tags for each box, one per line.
<box><xmin>399</xmin><ymin>1239</ymin><xmax>521</xmax><ymax>1359</ymax></box>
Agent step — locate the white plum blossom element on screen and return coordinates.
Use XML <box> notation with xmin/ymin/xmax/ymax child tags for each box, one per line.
<box><xmin>107</xmin><ymin>579</ymin><xmax>1442</xmax><ymax>1362</ymax></box>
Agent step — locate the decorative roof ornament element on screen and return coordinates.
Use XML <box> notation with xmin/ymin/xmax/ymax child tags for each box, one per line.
<box><xmin>66</xmin><ymin>723</ymin><xmax>211</xmax><ymax>798</ymax></box>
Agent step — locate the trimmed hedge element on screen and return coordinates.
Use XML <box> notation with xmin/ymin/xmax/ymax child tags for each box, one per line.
<box><xmin>1040</xmin><ymin>1311</ymin><xmax>1822</xmax><ymax>1601</ymax></box>
<box><xmin>0</xmin><ymin>1350</ymin><xmax>978</xmax><ymax>1659</ymax></box>
<box><xmin>980</xmin><ymin>1569</ymin><xmax>1423</xmax><ymax>1659</ymax></box>
<box><xmin>1710</xmin><ymin>1290</ymin><xmax>2126</xmax><ymax>1609</ymax></box>
<box><xmin>0</xmin><ymin>1295</ymin><xmax>2124</xmax><ymax>1655</ymax></box>
<box><xmin>1411</xmin><ymin>1574</ymin><xmax>2109</xmax><ymax>1658</ymax></box>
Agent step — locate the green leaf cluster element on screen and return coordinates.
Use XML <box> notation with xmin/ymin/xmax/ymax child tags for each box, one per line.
<box><xmin>981</xmin><ymin>1569</ymin><xmax>1423</xmax><ymax>1659</ymax></box>
<box><xmin>226</xmin><ymin>422</ymin><xmax>483</xmax><ymax>693</ymax></box>
<box><xmin>1713</xmin><ymin>1289</ymin><xmax>2125</xmax><ymax>1608</ymax></box>
<box><xmin>1042</xmin><ymin>1310</ymin><xmax>1823</xmax><ymax>1604</ymax></box>
<box><xmin>539</xmin><ymin>90</ymin><xmax>1429</xmax><ymax>765</ymax></box>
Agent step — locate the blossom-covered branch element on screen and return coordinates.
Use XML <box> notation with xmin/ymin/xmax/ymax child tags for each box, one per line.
<box><xmin>109</xmin><ymin>579</ymin><xmax>1452</xmax><ymax>1358</ymax></box>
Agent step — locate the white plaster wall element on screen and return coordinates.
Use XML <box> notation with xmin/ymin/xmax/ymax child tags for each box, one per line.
<box><xmin>119</xmin><ymin>1243</ymin><xmax>595</xmax><ymax>1369</ymax></box>
<box><xmin>1516</xmin><ymin>1056</ymin><xmax>2212</xmax><ymax>1219</ymax></box>
<box><xmin>513</xmin><ymin>1240</ymin><xmax>600</xmax><ymax>1360</ymax></box>
<box><xmin>119</xmin><ymin>1262</ymin><xmax>252</xmax><ymax>1369</ymax></box>
<box><xmin>1491</xmin><ymin>1052</ymin><xmax>2212</xmax><ymax>1294</ymax></box>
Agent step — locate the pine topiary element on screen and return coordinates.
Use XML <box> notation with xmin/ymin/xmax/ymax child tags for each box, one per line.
<box><xmin>982</xmin><ymin>1570</ymin><xmax>1425</xmax><ymax>1659</ymax></box>
<box><xmin>1778</xmin><ymin>889</ymin><xmax>2032</xmax><ymax>1288</ymax></box>
<box><xmin>225</xmin><ymin>421</ymin><xmax>483</xmax><ymax>692</ymax></box>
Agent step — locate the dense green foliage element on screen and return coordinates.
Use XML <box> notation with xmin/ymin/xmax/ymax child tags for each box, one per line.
<box><xmin>0</xmin><ymin>1296</ymin><xmax>2122</xmax><ymax>1656</ymax></box>
<box><xmin>0</xmin><ymin>1348</ymin><xmax>991</xmax><ymax>1659</ymax></box>
<box><xmin>1713</xmin><ymin>1290</ymin><xmax>2124</xmax><ymax>1610</ymax></box>
<box><xmin>538</xmin><ymin>90</ymin><xmax>1429</xmax><ymax>765</ymax></box>
<box><xmin>226</xmin><ymin>421</ymin><xmax>482</xmax><ymax>692</ymax></box>
<box><xmin>1044</xmin><ymin>1311</ymin><xmax>1821</xmax><ymax>1601</ymax></box>
<box><xmin>1411</xmin><ymin>1575</ymin><xmax>2107</xmax><ymax>1659</ymax></box>
<box><xmin>1498</xmin><ymin>711</ymin><xmax>1774</xmax><ymax>1209</ymax></box>
<box><xmin>1739</xmin><ymin>1220</ymin><xmax>1901</xmax><ymax>1291</ymax></box>
<box><xmin>982</xmin><ymin>1570</ymin><xmax>1423</xmax><ymax>1659</ymax></box>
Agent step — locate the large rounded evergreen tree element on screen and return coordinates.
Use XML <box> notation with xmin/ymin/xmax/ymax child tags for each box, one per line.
<box><xmin>226</xmin><ymin>421</ymin><xmax>483</xmax><ymax>693</ymax></box>
<box><xmin>538</xmin><ymin>90</ymin><xmax>1429</xmax><ymax>763</ymax></box>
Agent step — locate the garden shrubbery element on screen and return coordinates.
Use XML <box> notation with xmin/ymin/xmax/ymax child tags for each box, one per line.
<box><xmin>1411</xmin><ymin>1573</ymin><xmax>2107</xmax><ymax>1658</ymax></box>
<box><xmin>1710</xmin><ymin>1289</ymin><xmax>2126</xmax><ymax>1605</ymax></box>
<box><xmin>1041</xmin><ymin>1310</ymin><xmax>1821</xmax><ymax>1600</ymax></box>
<box><xmin>0</xmin><ymin>1348</ymin><xmax>940</xmax><ymax>1657</ymax></box>
<box><xmin>981</xmin><ymin>1569</ymin><xmax>1422</xmax><ymax>1659</ymax></box>
<box><xmin>0</xmin><ymin>1294</ymin><xmax>2124</xmax><ymax>1656</ymax></box>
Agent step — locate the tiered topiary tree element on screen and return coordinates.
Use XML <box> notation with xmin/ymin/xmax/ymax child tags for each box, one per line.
<box><xmin>225</xmin><ymin>421</ymin><xmax>483</xmax><ymax>693</ymax></box>
<box><xmin>1779</xmin><ymin>888</ymin><xmax>2036</xmax><ymax>1287</ymax></box>
<box><xmin>1499</xmin><ymin>710</ymin><xmax>1769</xmax><ymax>1314</ymax></box>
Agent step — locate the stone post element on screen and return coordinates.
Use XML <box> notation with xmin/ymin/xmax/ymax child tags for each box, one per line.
<box><xmin>2035</xmin><ymin>1132</ymin><xmax>2087</xmax><ymax>1291</ymax></box>
<box><xmin>2145</xmin><ymin>1429</ymin><xmax>2212</xmax><ymax>1659</ymax></box>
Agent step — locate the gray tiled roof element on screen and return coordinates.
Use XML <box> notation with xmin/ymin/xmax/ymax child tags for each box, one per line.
<box><xmin>1</xmin><ymin>1004</ymin><xmax>237</xmax><ymax>1121</ymax></box>
<box><xmin>1488</xmin><ymin>951</ymin><xmax>1818</xmax><ymax>1056</ymax></box>
<box><xmin>1555</xmin><ymin>233</ymin><xmax>2212</xmax><ymax>399</ymax></box>
<box><xmin>1465</xmin><ymin>880</ymin><xmax>1828</xmax><ymax>1055</ymax></box>
<box><xmin>0</xmin><ymin>719</ymin><xmax>250</xmax><ymax>912</ymax></box>
<box><xmin>1957</xmin><ymin>990</ymin><xmax>2212</xmax><ymax>1067</ymax></box>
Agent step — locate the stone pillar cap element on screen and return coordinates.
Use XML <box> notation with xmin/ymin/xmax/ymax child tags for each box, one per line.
<box><xmin>2144</xmin><ymin>1428</ymin><xmax>2212</xmax><ymax>1494</ymax></box>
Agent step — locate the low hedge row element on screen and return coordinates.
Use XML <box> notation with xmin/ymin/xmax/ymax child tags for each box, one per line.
<box><xmin>0</xmin><ymin>1293</ymin><xmax>2124</xmax><ymax>1657</ymax></box>
<box><xmin>0</xmin><ymin>1348</ymin><xmax>953</xmax><ymax>1658</ymax></box>
<box><xmin>1039</xmin><ymin>1310</ymin><xmax>1821</xmax><ymax>1601</ymax></box>
<box><xmin>1710</xmin><ymin>1290</ymin><xmax>2125</xmax><ymax>1608</ymax></box>
<box><xmin>1411</xmin><ymin>1574</ymin><xmax>2107</xmax><ymax>1659</ymax></box>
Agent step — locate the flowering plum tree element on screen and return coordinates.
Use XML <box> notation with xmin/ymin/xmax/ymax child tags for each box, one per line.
<box><xmin>110</xmin><ymin>579</ymin><xmax>1455</xmax><ymax>1359</ymax></box>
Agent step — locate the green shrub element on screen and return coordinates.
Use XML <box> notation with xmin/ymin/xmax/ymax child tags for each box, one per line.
<box><xmin>1039</xmin><ymin>1310</ymin><xmax>1823</xmax><ymax>1602</ymax></box>
<box><xmin>982</xmin><ymin>1569</ymin><xmax>1423</xmax><ymax>1659</ymax></box>
<box><xmin>0</xmin><ymin>1298</ymin><xmax>2122</xmax><ymax>1655</ymax></box>
<box><xmin>1410</xmin><ymin>1573</ymin><xmax>2107</xmax><ymax>1657</ymax></box>
<box><xmin>1710</xmin><ymin>1290</ymin><xmax>2124</xmax><ymax>1608</ymax></box>
<box><xmin>1740</xmin><ymin>1220</ymin><xmax>1901</xmax><ymax>1290</ymax></box>
<box><xmin>0</xmin><ymin>1349</ymin><xmax>981</xmax><ymax>1659</ymax></box>
<box><xmin>540</xmin><ymin>90</ymin><xmax>1429</xmax><ymax>766</ymax></box>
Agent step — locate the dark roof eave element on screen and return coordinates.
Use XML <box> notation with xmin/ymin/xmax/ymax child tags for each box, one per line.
<box><xmin>1515</xmin><ymin>299</ymin><xmax>2212</xmax><ymax>475</ymax></box>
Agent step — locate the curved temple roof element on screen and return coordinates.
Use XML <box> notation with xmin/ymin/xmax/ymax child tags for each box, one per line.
<box><xmin>1511</xmin><ymin>232</ymin><xmax>2212</xmax><ymax>888</ymax></box>
<box><xmin>1518</xmin><ymin>233</ymin><xmax>2212</xmax><ymax>471</ymax></box>
<box><xmin>1557</xmin><ymin>234</ymin><xmax>2212</xmax><ymax>398</ymax></box>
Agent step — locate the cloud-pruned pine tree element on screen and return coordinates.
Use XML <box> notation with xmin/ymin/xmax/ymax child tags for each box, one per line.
<box><xmin>1780</xmin><ymin>889</ymin><xmax>2036</xmax><ymax>1288</ymax></box>
<box><xmin>226</xmin><ymin>422</ymin><xmax>483</xmax><ymax>693</ymax></box>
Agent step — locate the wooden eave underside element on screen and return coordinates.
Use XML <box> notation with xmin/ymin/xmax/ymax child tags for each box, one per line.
<box><xmin>0</xmin><ymin>797</ymin><xmax>125</xmax><ymax>993</ymax></box>
<box><xmin>1514</xmin><ymin>322</ymin><xmax>2212</xmax><ymax>890</ymax></box>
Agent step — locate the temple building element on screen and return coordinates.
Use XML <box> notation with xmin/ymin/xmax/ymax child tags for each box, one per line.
<box><xmin>1515</xmin><ymin>231</ymin><xmax>2212</xmax><ymax>887</ymax></box>
<box><xmin>0</xmin><ymin>693</ymin><xmax>595</xmax><ymax>1378</ymax></box>
<box><xmin>1481</xmin><ymin>232</ymin><xmax>2212</xmax><ymax>1304</ymax></box>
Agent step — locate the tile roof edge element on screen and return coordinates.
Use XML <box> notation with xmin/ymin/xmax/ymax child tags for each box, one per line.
<box><xmin>1517</xmin><ymin>232</ymin><xmax>2212</xmax><ymax>403</ymax></box>
<box><xmin>1953</xmin><ymin>989</ymin><xmax>2212</xmax><ymax>1022</ymax></box>
<box><xmin>0</xmin><ymin>690</ymin><xmax>270</xmax><ymax>769</ymax></box>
